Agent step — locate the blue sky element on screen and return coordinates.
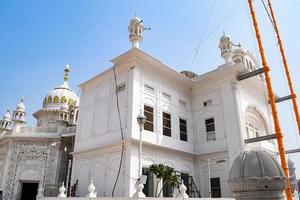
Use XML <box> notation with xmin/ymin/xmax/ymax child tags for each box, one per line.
<box><xmin>1</xmin><ymin>0</ymin><xmax>300</xmax><ymax>175</ymax></box>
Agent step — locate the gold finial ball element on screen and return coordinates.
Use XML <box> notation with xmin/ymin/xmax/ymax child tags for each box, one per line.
<box><xmin>65</xmin><ymin>64</ymin><xmax>70</xmax><ymax>72</ymax></box>
<box><xmin>64</xmin><ymin>64</ymin><xmax>70</xmax><ymax>81</ymax></box>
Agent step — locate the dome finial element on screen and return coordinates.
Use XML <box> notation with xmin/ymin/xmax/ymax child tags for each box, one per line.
<box><xmin>64</xmin><ymin>64</ymin><xmax>70</xmax><ymax>81</ymax></box>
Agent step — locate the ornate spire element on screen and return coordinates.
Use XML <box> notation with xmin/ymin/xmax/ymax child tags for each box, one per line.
<box><xmin>128</xmin><ymin>15</ymin><xmax>144</xmax><ymax>49</ymax></box>
<box><xmin>64</xmin><ymin>64</ymin><xmax>70</xmax><ymax>81</ymax></box>
<box><xmin>219</xmin><ymin>32</ymin><xmax>233</xmax><ymax>64</ymax></box>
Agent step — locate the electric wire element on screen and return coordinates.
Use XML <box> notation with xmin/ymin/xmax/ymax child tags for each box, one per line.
<box><xmin>189</xmin><ymin>0</ymin><xmax>217</xmax><ymax>70</ymax></box>
<box><xmin>261</xmin><ymin>0</ymin><xmax>300</xmax><ymax>146</ymax></box>
<box><xmin>176</xmin><ymin>0</ymin><xmax>243</xmax><ymax>69</ymax></box>
<box><xmin>94</xmin><ymin>158</ymin><xmax>138</xmax><ymax>182</ymax></box>
<box><xmin>265</xmin><ymin>3</ymin><xmax>300</xmax><ymax>149</ymax></box>
<box><xmin>111</xmin><ymin>64</ymin><xmax>126</xmax><ymax>197</ymax></box>
<box><xmin>260</xmin><ymin>0</ymin><xmax>276</xmax><ymax>30</ymax></box>
<box><xmin>244</xmin><ymin>0</ymin><xmax>260</xmax><ymax>62</ymax></box>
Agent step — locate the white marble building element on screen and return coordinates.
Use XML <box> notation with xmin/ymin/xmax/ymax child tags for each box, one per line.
<box><xmin>0</xmin><ymin>66</ymin><xmax>79</xmax><ymax>200</ymax></box>
<box><xmin>71</xmin><ymin>16</ymin><xmax>277</xmax><ymax>198</ymax></box>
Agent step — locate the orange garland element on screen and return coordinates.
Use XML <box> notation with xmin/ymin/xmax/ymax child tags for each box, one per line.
<box><xmin>267</xmin><ymin>0</ymin><xmax>300</xmax><ymax>135</ymax></box>
<box><xmin>247</xmin><ymin>0</ymin><xmax>292</xmax><ymax>199</ymax></box>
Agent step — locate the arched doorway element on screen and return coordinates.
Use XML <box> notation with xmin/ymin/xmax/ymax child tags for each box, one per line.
<box><xmin>18</xmin><ymin>169</ymin><xmax>41</xmax><ymax>200</ymax></box>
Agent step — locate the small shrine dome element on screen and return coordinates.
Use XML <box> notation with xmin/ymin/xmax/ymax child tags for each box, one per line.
<box><xmin>3</xmin><ymin>110</ymin><xmax>12</xmax><ymax>121</ymax></box>
<box><xmin>228</xmin><ymin>150</ymin><xmax>287</xmax><ymax>200</ymax></box>
<box><xmin>16</xmin><ymin>98</ymin><xmax>26</xmax><ymax>112</ymax></box>
<box><xmin>219</xmin><ymin>33</ymin><xmax>230</xmax><ymax>43</ymax></box>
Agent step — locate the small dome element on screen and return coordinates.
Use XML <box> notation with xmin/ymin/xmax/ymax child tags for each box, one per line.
<box><xmin>220</xmin><ymin>34</ymin><xmax>230</xmax><ymax>43</ymax></box>
<box><xmin>180</xmin><ymin>70</ymin><xmax>199</xmax><ymax>79</ymax></box>
<box><xmin>233</xmin><ymin>47</ymin><xmax>247</xmax><ymax>55</ymax></box>
<box><xmin>287</xmin><ymin>158</ymin><xmax>294</xmax><ymax>166</ymax></box>
<box><xmin>229</xmin><ymin>151</ymin><xmax>287</xmax><ymax>199</ymax></box>
<box><xmin>3</xmin><ymin>110</ymin><xmax>12</xmax><ymax>121</ymax></box>
<box><xmin>16</xmin><ymin>98</ymin><xmax>26</xmax><ymax>112</ymax></box>
<box><xmin>130</xmin><ymin>16</ymin><xmax>142</xmax><ymax>25</ymax></box>
<box><xmin>230</xmin><ymin>151</ymin><xmax>285</xmax><ymax>179</ymax></box>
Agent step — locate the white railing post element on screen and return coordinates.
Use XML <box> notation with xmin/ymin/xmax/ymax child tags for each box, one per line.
<box><xmin>57</xmin><ymin>182</ymin><xmax>67</xmax><ymax>197</ymax></box>
<box><xmin>87</xmin><ymin>179</ymin><xmax>97</xmax><ymax>198</ymax></box>
<box><xmin>132</xmin><ymin>182</ymin><xmax>146</xmax><ymax>198</ymax></box>
<box><xmin>177</xmin><ymin>180</ymin><xmax>189</xmax><ymax>199</ymax></box>
<box><xmin>36</xmin><ymin>184</ymin><xmax>44</xmax><ymax>198</ymax></box>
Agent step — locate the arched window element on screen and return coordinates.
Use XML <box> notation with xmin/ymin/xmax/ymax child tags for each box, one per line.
<box><xmin>75</xmin><ymin>110</ymin><xmax>79</xmax><ymax>122</ymax></box>
<box><xmin>68</xmin><ymin>98</ymin><xmax>73</xmax><ymax>105</ymax></box>
<box><xmin>61</xmin><ymin>96</ymin><xmax>67</xmax><ymax>103</ymax></box>
<box><xmin>246</xmin><ymin>59</ymin><xmax>250</xmax><ymax>70</ymax></box>
<box><xmin>47</xmin><ymin>96</ymin><xmax>52</xmax><ymax>104</ymax></box>
<box><xmin>244</xmin><ymin>106</ymin><xmax>268</xmax><ymax>139</ymax></box>
<box><xmin>249</xmin><ymin>62</ymin><xmax>253</xmax><ymax>70</ymax></box>
<box><xmin>53</xmin><ymin>96</ymin><xmax>59</xmax><ymax>103</ymax></box>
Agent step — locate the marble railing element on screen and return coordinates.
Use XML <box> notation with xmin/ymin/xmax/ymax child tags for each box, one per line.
<box><xmin>37</xmin><ymin>198</ymin><xmax>234</xmax><ymax>200</ymax></box>
<box><xmin>21</xmin><ymin>126</ymin><xmax>76</xmax><ymax>134</ymax></box>
<box><xmin>21</xmin><ymin>127</ymin><xmax>58</xmax><ymax>133</ymax></box>
<box><xmin>37</xmin><ymin>181</ymin><xmax>234</xmax><ymax>200</ymax></box>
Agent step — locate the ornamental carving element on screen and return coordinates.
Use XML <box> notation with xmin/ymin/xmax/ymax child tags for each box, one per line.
<box><xmin>3</xmin><ymin>138</ymin><xmax>60</xmax><ymax>200</ymax></box>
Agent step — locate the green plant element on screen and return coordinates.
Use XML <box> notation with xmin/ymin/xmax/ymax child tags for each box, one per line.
<box><xmin>149</xmin><ymin>163</ymin><xmax>180</xmax><ymax>197</ymax></box>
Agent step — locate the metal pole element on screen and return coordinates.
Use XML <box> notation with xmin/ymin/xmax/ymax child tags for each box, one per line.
<box><xmin>266</xmin><ymin>0</ymin><xmax>300</xmax><ymax>134</ymax></box>
<box><xmin>247</xmin><ymin>1</ymin><xmax>292</xmax><ymax>199</ymax></box>
<box><xmin>208</xmin><ymin>159</ymin><xmax>211</xmax><ymax>198</ymax></box>
<box><xmin>66</xmin><ymin>158</ymin><xmax>72</xmax><ymax>196</ymax></box>
<box><xmin>138</xmin><ymin>126</ymin><xmax>143</xmax><ymax>179</ymax></box>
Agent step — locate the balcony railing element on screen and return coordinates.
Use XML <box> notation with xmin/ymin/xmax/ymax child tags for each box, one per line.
<box><xmin>21</xmin><ymin>127</ymin><xmax>58</xmax><ymax>133</ymax></box>
<box><xmin>21</xmin><ymin>126</ymin><xmax>76</xmax><ymax>134</ymax></box>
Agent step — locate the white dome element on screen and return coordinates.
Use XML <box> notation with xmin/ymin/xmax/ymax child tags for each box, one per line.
<box><xmin>43</xmin><ymin>81</ymin><xmax>79</xmax><ymax>110</ymax></box>
<box><xmin>228</xmin><ymin>150</ymin><xmax>286</xmax><ymax>199</ymax></box>
<box><xmin>220</xmin><ymin>34</ymin><xmax>230</xmax><ymax>43</ymax></box>
<box><xmin>233</xmin><ymin>47</ymin><xmax>247</xmax><ymax>55</ymax></box>
<box><xmin>130</xmin><ymin>16</ymin><xmax>142</xmax><ymax>25</ymax></box>
<box><xmin>230</xmin><ymin>151</ymin><xmax>285</xmax><ymax>179</ymax></box>
<box><xmin>3</xmin><ymin>110</ymin><xmax>12</xmax><ymax>121</ymax></box>
<box><xmin>16</xmin><ymin>98</ymin><xmax>26</xmax><ymax>112</ymax></box>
